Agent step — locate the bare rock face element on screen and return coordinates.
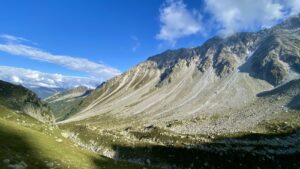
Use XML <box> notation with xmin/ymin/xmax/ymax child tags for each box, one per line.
<box><xmin>62</xmin><ymin>15</ymin><xmax>300</xmax><ymax>135</ymax></box>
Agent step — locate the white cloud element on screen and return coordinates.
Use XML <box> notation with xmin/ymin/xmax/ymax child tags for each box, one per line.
<box><xmin>285</xmin><ymin>0</ymin><xmax>300</xmax><ymax>15</ymax></box>
<box><xmin>204</xmin><ymin>0</ymin><xmax>300</xmax><ymax>37</ymax></box>
<box><xmin>156</xmin><ymin>0</ymin><xmax>202</xmax><ymax>44</ymax></box>
<box><xmin>131</xmin><ymin>36</ymin><xmax>141</xmax><ymax>52</ymax></box>
<box><xmin>156</xmin><ymin>0</ymin><xmax>300</xmax><ymax>40</ymax></box>
<box><xmin>11</xmin><ymin>75</ymin><xmax>23</xmax><ymax>84</ymax></box>
<box><xmin>0</xmin><ymin>35</ymin><xmax>121</xmax><ymax>80</ymax></box>
<box><xmin>0</xmin><ymin>66</ymin><xmax>100</xmax><ymax>89</ymax></box>
<box><xmin>0</xmin><ymin>34</ymin><xmax>29</xmax><ymax>42</ymax></box>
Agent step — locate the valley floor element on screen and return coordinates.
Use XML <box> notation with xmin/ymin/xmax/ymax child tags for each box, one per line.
<box><xmin>1</xmin><ymin>106</ymin><xmax>300</xmax><ymax>169</ymax></box>
<box><xmin>59</xmin><ymin>114</ymin><xmax>300</xmax><ymax>169</ymax></box>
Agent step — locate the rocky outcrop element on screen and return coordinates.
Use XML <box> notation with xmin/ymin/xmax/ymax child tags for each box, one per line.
<box><xmin>0</xmin><ymin>80</ymin><xmax>54</xmax><ymax>123</ymax></box>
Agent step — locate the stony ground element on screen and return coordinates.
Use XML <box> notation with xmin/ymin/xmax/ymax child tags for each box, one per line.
<box><xmin>59</xmin><ymin>108</ymin><xmax>300</xmax><ymax>169</ymax></box>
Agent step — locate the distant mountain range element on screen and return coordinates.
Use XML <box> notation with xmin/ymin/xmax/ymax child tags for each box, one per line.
<box><xmin>28</xmin><ymin>86</ymin><xmax>66</xmax><ymax>99</ymax></box>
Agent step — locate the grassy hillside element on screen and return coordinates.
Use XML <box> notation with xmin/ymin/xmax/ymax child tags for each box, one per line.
<box><xmin>0</xmin><ymin>80</ymin><xmax>40</xmax><ymax>110</ymax></box>
<box><xmin>45</xmin><ymin>86</ymin><xmax>91</xmax><ymax>121</ymax></box>
<box><xmin>48</xmin><ymin>98</ymin><xmax>84</xmax><ymax>121</ymax></box>
<box><xmin>0</xmin><ymin>106</ymin><xmax>150</xmax><ymax>169</ymax></box>
<box><xmin>0</xmin><ymin>80</ymin><xmax>53</xmax><ymax>122</ymax></box>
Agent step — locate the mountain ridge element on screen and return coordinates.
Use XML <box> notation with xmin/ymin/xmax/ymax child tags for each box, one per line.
<box><xmin>60</xmin><ymin>14</ymin><xmax>300</xmax><ymax>136</ymax></box>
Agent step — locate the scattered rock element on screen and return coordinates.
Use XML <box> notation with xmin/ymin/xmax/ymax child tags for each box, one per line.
<box><xmin>8</xmin><ymin>161</ymin><xmax>27</xmax><ymax>169</ymax></box>
<box><xmin>166</xmin><ymin>123</ymin><xmax>172</xmax><ymax>128</ymax></box>
<box><xmin>144</xmin><ymin>124</ymin><xmax>155</xmax><ymax>131</ymax></box>
<box><xmin>61</xmin><ymin>132</ymin><xmax>69</xmax><ymax>138</ymax></box>
<box><xmin>146</xmin><ymin>159</ymin><xmax>151</xmax><ymax>165</ymax></box>
<box><xmin>124</xmin><ymin>127</ymin><xmax>132</xmax><ymax>131</ymax></box>
<box><xmin>3</xmin><ymin>159</ymin><xmax>10</xmax><ymax>165</ymax></box>
<box><xmin>46</xmin><ymin>162</ymin><xmax>54</xmax><ymax>168</ymax></box>
<box><xmin>56</xmin><ymin>138</ymin><xmax>63</xmax><ymax>143</ymax></box>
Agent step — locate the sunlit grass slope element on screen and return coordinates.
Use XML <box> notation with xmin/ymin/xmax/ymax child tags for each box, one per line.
<box><xmin>0</xmin><ymin>106</ymin><xmax>147</xmax><ymax>169</ymax></box>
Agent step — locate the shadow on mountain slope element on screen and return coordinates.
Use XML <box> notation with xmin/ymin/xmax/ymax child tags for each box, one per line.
<box><xmin>110</xmin><ymin>131</ymin><xmax>300</xmax><ymax>169</ymax></box>
<box><xmin>256</xmin><ymin>79</ymin><xmax>300</xmax><ymax>97</ymax></box>
<box><xmin>287</xmin><ymin>94</ymin><xmax>300</xmax><ymax>110</ymax></box>
<box><xmin>256</xmin><ymin>79</ymin><xmax>300</xmax><ymax>110</ymax></box>
<box><xmin>93</xmin><ymin>156</ymin><xmax>152</xmax><ymax>169</ymax></box>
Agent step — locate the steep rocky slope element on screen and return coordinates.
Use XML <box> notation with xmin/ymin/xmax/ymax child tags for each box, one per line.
<box><xmin>45</xmin><ymin>86</ymin><xmax>92</xmax><ymax>121</ymax></box>
<box><xmin>0</xmin><ymin>80</ymin><xmax>54</xmax><ymax>123</ymax></box>
<box><xmin>59</xmin><ymin>79</ymin><xmax>300</xmax><ymax>168</ymax></box>
<box><xmin>63</xmin><ymin>15</ymin><xmax>300</xmax><ymax>136</ymax></box>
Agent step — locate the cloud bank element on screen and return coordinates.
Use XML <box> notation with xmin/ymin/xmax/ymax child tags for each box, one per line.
<box><xmin>0</xmin><ymin>35</ymin><xmax>121</xmax><ymax>80</ymax></box>
<box><xmin>157</xmin><ymin>0</ymin><xmax>300</xmax><ymax>43</ymax></box>
<box><xmin>0</xmin><ymin>34</ymin><xmax>29</xmax><ymax>43</ymax></box>
<box><xmin>0</xmin><ymin>66</ymin><xmax>100</xmax><ymax>89</ymax></box>
<box><xmin>205</xmin><ymin>0</ymin><xmax>292</xmax><ymax>36</ymax></box>
<box><xmin>156</xmin><ymin>0</ymin><xmax>202</xmax><ymax>45</ymax></box>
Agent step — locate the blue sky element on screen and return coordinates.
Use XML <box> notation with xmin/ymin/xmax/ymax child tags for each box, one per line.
<box><xmin>0</xmin><ymin>0</ymin><xmax>299</xmax><ymax>88</ymax></box>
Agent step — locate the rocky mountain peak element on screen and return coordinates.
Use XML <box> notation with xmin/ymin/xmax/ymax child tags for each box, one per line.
<box><xmin>274</xmin><ymin>13</ymin><xmax>300</xmax><ymax>30</ymax></box>
<box><xmin>143</xmin><ymin>14</ymin><xmax>300</xmax><ymax>86</ymax></box>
